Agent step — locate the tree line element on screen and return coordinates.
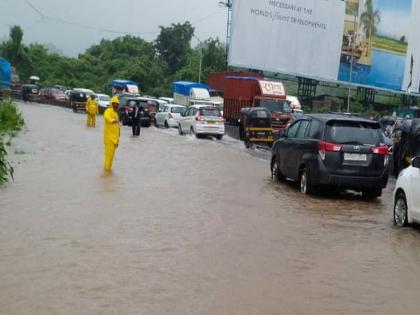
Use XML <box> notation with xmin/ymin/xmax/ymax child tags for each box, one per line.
<box><xmin>0</xmin><ymin>22</ymin><xmax>227</xmax><ymax>96</ymax></box>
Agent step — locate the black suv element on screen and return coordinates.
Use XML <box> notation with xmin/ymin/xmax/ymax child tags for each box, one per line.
<box><xmin>270</xmin><ymin>114</ymin><xmax>389</xmax><ymax>198</ymax></box>
<box><xmin>119</xmin><ymin>96</ymin><xmax>157</xmax><ymax>127</ymax></box>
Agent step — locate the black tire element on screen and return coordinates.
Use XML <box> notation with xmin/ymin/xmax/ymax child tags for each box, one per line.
<box><xmin>362</xmin><ymin>187</ymin><xmax>382</xmax><ymax>199</ymax></box>
<box><xmin>191</xmin><ymin>127</ymin><xmax>199</xmax><ymax>138</ymax></box>
<box><xmin>164</xmin><ymin>121</ymin><xmax>169</xmax><ymax>129</ymax></box>
<box><xmin>178</xmin><ymin>124</ymin><xmax>184</xmax><ymax>135</ymax></box>
<box><xmin>394</xmin><ymin>191</ymin><xmax>408</xmax><ymax>227</ymax></box>
<box><xmin>244</xmin><ymin>139</ymin><xmax>251</xmax><ymax>148</ymax></box>
<box><xmin>299</xmin><ymin>167</ymin><xmax>315</xmax><ymax>194</ymax></box>
<box><xmin>271</xmin><ymin>156</ymin><xmax>284</xmax><ymax>181</ymax></box>
<box><xmin>216</xmin><ymin>135</ymin><xmax>223</xmax><ymax>140</ymax></box>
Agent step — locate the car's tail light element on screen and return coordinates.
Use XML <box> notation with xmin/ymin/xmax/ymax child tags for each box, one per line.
<box><xmin>195</xmin><ymin>113</ymin><xmax>203</xmax><ymax>121</ymax></box>
<box><xmin>372</xmin><ymin>146</ymin><xmax>389</xmax><ymax>156</ymax></box>
<box><xmin>318</xmin><ymin>141</ymin><xmax>342</xmax><ymax>160</ymax></box>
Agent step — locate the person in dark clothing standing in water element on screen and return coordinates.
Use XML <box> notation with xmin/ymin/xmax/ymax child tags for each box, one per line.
<box><xmin>132</xmin><ymin>102</ymin><xmax>141</xmax><ymax>136</ymax></box>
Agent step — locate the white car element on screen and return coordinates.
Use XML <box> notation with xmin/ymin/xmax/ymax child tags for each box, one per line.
<box><xmin>159</xmin><ymin>97</ymin><xmax>174</xmax><ymax>104</ymax></box>
<box><xmin>96</xmin><ymin>93</ymin><xmax>111</xmax><ymax>110</ymax></box>
<box><xmin>155</xmin><ymin>104</ymin><xmax>186</xmax><ymax>128</ymax></box>
<box><xmin>178</xmin><ymin>105</ymin><xmax>225</xmax><ymax>140</ymax></box>
<box><xmin>393</xmin><ymin>156</ymin><xmax>420</xmax><ymax>226</ymax></box>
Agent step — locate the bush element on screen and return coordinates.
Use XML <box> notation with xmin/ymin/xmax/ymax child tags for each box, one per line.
<box><xmin>0</xmin><ymin>98</ymin><xmax>24</xmax><ymax>184</ymax></box>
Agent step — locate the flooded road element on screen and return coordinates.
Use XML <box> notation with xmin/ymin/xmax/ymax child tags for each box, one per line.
<box><xmin>1</xmin><ymin>102</ymin><xmax>420</xmax><ymax>314</ymax></box>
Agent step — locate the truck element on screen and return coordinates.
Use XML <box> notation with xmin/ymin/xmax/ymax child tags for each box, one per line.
<box><xmin>111</xmin><ymin>79</ymin><xmax>139</xmax><ymax>96</ymax></box>
<box><xmin>172</xmin><ymin>81</ymin><xmax>218</xmax><ymax>107</ymax></box>
<box><xmin>0</xmin><ymin>58</ymin><xmax>11</xmax><ymax>100</ymax></box>
<box><xmin>217</xmin><ymin>76</ymin><xmax>293</xmax><ymax>132</ymax></box>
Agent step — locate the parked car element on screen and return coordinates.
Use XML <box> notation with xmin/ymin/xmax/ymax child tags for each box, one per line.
<box><xmin>270</xmin><ymin>114</ymin><xmax>390</xmax><ymax>198</ymax></box>
<box><xmin>39</xmin><ymin>87</ymin><xmax>69</xmax><ymax>104</ymax></box>
<box><xmin>69</xmin><ymin>88</ymin><xmax>93</xmax><ymax>112</ymax></box>
<box><xmin>21</xmin><ymin>84</ymin><xmax>39</xmax><ymax>102</ymax></box>
<box><xmin>178</xmin><ymin>105</ymin><xmax>225</xmax><ymax>140</ymax></box>
<box><xmin>393</xmin><ymin>156</ymin><xmax>420</xmax><ymax>226</ymax></box>
<box><xmin>96</xmin><ymin>93</ymin><xmax>111</xmax><ymax>113</ymax></box>
<box><xmin>155</xmin><ymin>104</ymin><xmax>186</xmax><ymax>128</ymax></box>
<box><xmin>119</xmin><ymin>96</ymin><xmax>157</xmax><ymax>127</ymax></box>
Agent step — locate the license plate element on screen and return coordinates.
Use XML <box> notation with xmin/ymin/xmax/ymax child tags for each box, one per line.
<box><xmin>207</xmin><ymin>121</ymin><xmax>215</xmax><ymax>124</ymax></box>
<box><xmin>344</xmin><ymin>153</ymin><xmax>367</xmax><ymax>161</ymax></box>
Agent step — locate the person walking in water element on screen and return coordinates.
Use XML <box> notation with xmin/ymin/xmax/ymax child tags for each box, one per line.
<box><xmin>132</xmin><ymin>101</ymin><xmax>141</xmax><ymax>136</ymax></box>
<box><xmin>85</xmin><ymin>94</ymin><xmax>99</xmax><ymax>127</ymax></box>
<box><xmin>103</xmin><ymin>96</ymin><xmax>120</xmax><ymax>171</ymax></box>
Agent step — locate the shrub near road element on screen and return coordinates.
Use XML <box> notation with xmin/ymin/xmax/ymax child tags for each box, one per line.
<box><xmin>0</xmin><ymin>98</ymin><xmax>24</xmax><ymax>184</ymax></box>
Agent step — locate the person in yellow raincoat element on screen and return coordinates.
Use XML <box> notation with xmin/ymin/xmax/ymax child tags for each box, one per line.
<box><xmin>103</xmin><ymin>96</ymin><xmax>120</xmax><ymax>171</ymax></box>
<box><xmin>85</xmin><ymin>94</ymin><xmax>99</xmax><ymax>127</ymax></box>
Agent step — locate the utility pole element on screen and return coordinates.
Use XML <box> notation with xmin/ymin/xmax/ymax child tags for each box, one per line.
<box><xmin>219</xmin><ymin>0</ymin><xmax>232</xmax><ymax>66</ymax></box>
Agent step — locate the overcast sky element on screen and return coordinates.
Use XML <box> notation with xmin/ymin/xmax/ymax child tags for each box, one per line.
<box><xmin>0</xmin><ymin>0</ymin><xmax>228</xmax><ymax>56</ymax></box>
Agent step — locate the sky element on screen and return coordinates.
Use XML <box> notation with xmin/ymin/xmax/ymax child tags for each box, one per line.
<box><xmin>0</xmin><ymin>0</ymin><xmax>229</xmax><ymax>56</ymax></box>
<box><xmin>374</xmin><ymin>0</ymin><xmax>412</xmax><ymax>40</ymax></box>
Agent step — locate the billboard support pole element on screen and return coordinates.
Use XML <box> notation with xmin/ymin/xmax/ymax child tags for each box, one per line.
<box><xmin>347</xmin><ymin>12</ymin><xmax>357</xmax><ymax>113</ymax></box>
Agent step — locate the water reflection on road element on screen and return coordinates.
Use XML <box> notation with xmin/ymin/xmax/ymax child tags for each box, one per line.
<box><xmin>1</xmin><ymin>102</ymin><xmax>420</xmax><ymax>314</ymax></box>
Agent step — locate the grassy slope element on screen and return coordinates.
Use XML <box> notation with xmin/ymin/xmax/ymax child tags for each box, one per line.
<box><xmin>372</xmin><ymin>35</ymin><xmax>407</xmax><ymax>55</ymax></box>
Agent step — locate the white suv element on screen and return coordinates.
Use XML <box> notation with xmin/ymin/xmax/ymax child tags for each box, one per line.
<box><xmin>394</xmin><ymin>156</ymin><xmax>420</xmax><ymax>226</ymax></box>
<box><xmin>178</xmin><ymin>105</ymin><xmax>225</xmax><ymax>140</ymax></box>
<box><xmin>155</xmin><ymin>104</ymin><xmax>186</xmax><ymax>128</ymax></box>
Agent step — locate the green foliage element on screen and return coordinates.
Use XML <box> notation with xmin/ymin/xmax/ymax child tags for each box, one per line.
<box><xmin>0</xmin><ymin>98</ymin><xmax>24</xmax><ymax>134</ymax></box>
<box><xmin>155</xmin><ymin>22</ymin><xmax>195</xmax><ymax>74</ymax></box>
<box><xmin>0</xmin><ymin>23</ymin><xmax>227</xmax><ymax>98</ymax></box>
<box><xmin>0</xmin><ymin>98</ymin><xmax>24</xmax><ymax>184</ymax></box>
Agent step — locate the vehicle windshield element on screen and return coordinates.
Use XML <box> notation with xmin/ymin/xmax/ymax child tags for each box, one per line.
<box><xmin>200</xmin><ymin>108</ymin><xmax>221</xmax><ymax>117</ymax></box>
<box><xmin>325</xmin><ymin>121</ymin><xmax>384</xmax><ymax>145</ymax></box>
<box><xmin>248</xmin><ymin>111</ymin><xmax>271</xmax><ymax>127</ymax></box>
<box><xmin>259</xmin><ymin>99</ymin><xmax>291</xmax><ymax>113</ymax></box>
<box><xmin>52</xmin><ymin>88</ymin><xmax>65</xmax><ymax>95</ymax></box>
<box><xmin>99</xmin><ymin>95</ymin><xmax>110</xmax><ymax>101</ymax></box>
<box><xmin>171</xmin><ymin>107</ymin><xmax>185</xmax><ymax>114</ymax></box>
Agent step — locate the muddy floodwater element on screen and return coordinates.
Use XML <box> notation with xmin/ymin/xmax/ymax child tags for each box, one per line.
<box><xmin>1</xmin><ymin>102</ymin><xmax>420</xmax><ymax>314</ymax></box>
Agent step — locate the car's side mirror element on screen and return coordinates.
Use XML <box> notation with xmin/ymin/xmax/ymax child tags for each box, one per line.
<box><xmin>412</xmin><ymin>157</ymin><xmax>420</xmax><ymax>169</ymax></box>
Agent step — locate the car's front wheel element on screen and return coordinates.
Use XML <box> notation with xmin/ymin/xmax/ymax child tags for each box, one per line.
<box><xmin>394</xmin><ymin>192</ymin><xmax>408</xmax><ymax>227</ymax></box>
<box><xmin>178</xmin><ymin>124</ymin><xmax>184</xmax><ymax>135</ymax></box>
<box><xmin>164</xmin><ymin>121</ymin><xmax>169</xmax><ymax>128</ymax></box>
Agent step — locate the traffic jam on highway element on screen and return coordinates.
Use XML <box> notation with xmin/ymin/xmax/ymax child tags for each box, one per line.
<box><xmin>5</xmin><ymin>70</ymin><xmax>420</xmax><ymax>229</ymax></box>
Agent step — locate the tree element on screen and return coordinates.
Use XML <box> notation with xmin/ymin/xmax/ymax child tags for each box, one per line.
<box><xmin>155</xmin><ymin>22</ymin><xmax>194</xmax><ymax>74</ymax></box>
<box><xmin>1</xmin><ymin>25</ymin><xmax>32</xmax><ymax>79</ymax></box>
<box><xmin>360</xmin><ymin>0</ymin><xmax>380</xmax><ymax>57</ymax></box>
<box><xmin>201</xmin><ymin>38</ymin><xmax>227</xmax><ymax>80</ymax></box>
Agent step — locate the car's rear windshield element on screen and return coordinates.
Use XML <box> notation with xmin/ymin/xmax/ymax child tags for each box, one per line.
<box><xmin>99</xmin><ymin>95</ymin><xmax>110</xmax><ymax>101</ymax></box>
<box><xmin>200</xmin><ymin>108</ymin><xmax>221</xmax><ymax>117</ymax></box>
<box><xmin>250</xmin><ymin>110</ymin><xmax>269</xmax><ymax>118</ymax></box>
<box><xmin>324</xmin><ymin>121</ymin><xmax>383</xmax><ymax>145</ymax></box>
<box><xmin>171</xmin><ymin>107</ymin><xmax>185</xmax><ymax>114</ymax></box>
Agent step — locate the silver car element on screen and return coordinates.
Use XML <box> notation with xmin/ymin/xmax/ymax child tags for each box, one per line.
<box><xmin>178</xmin><ymin>105</ymin><xmax>225</xmax><ymax>140</ymax></box>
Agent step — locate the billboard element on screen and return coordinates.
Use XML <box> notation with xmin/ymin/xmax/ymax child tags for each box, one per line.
<box><xmin>229</xmin><ymin>0</ymin><xmax>418</xmax><ymax>92</ymax></box>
